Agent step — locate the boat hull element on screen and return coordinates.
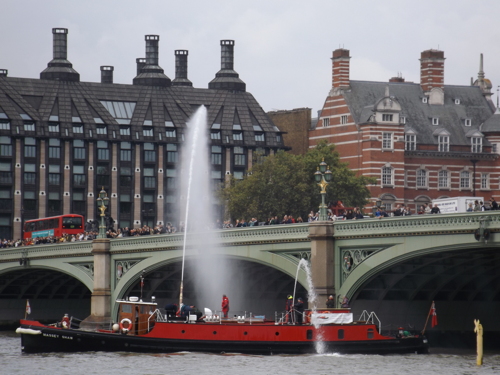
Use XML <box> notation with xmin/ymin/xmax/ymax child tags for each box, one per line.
<box><xmin>18</xmin><ymin>320</ymin><xmax>428</xmax><ymax>355</ymax></box>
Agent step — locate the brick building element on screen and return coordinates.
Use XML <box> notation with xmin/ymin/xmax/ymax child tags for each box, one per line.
<box><xmin>267</xmin><ymin>108</ymin><xmax>311</xmax><ymax>155</ymax></box>
<box><xmin>0</xmin><ymin>28</ymin><xmax>285</xmax><ymax>240</ymax></box>
<box><xmin>310</xmin><ymin>48</ymin><xmax>500</xmax><ymax>212</ymax></box>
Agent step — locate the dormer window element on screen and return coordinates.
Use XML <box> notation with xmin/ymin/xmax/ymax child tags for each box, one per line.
<box><xmin>432</xmin><ymin>118</ymin><xmax>439</xmax><ymax>126</ymax></box>
<box><xmin>400</xmin><ymin>116</ymin><xmax>406</xmax><ymax>124</ymax></box>
<box><xmin>422</xmin><ymin>97</ymin><xmax>428</xmax><ymax>104</ymax></box>
<box><xmin>465</xmin><ymin>119</ymin><xmax>471</xmax><ymax>127</ymax></box>
<box><xmin>382</xmin><ymin>114</ymin><xmax>393</xmax><ymax>122</ymax></box>
<box><xmin>405</xmin><ymin>134</ymin><xmax>416</xmax><ymax>151</ymax></box>
<box><xmin>471</xmin><ymin>137</ymin><xmax>482</xmax><ymax>153</ymax></box>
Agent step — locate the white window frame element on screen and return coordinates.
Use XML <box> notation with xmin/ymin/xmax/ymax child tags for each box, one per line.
<box><xmin>460</xmin><ymin>171</ymin><xmax>471</xmax><ymax>189</ymax></box>
<box><xmin>381</xmin><ymin>166</ymin><xmax>393</xmax><ymax>186</ymax></box>
<box><xmin>465</xmin><ymin>118</ymin><xmax>471</xmax><ymax>126</ymax></box>
<box><xmin>322</xmin><ymin>118</ymin><xmax>330</xmax><ymax>127</ymax></box>
<box><xmin>471</xmin><ymin>137</ymin><xmax>482</xmax><ymax>153</ymax></box>
<box><xmin>416</xmin><ymin>169</ymin><xmax>427</xmax><ymax>188</ymax></box>
<box><xmin>438</xmin><ymin>135</ymin><xmax>449</xmax><ymax>152</ymax></box>
<box><xmin>422</xmin><ymin>97</ymin><xmax>428</xmax><ymax>104</ymax></box>
<box><xmin>340</xmin><ymin>115</ymin><xmax>348</xmax><ymax>124</ymax></box>
<box><xmin>432</xmin><ymin>117</ymin><xmax>439</xmax><ymax>126</ymax></box>
<box><xmin>405</xmin><ymin>134</ymin><xmax>416</xmax><ymax>151</ymax></box>
<box><xmin>481</xmin><ymin>173</ymin><xmax>489</xmax><ymax>190</ymax></box>
<box><xmin>438</xmin><ymin>170</ymin><xmax>449</xmax><ymax>189</ymax></box>
<box><xmin>382</xmin><ymin>132</ymin><xmax>393</xmax><ymax>150</ymax></box>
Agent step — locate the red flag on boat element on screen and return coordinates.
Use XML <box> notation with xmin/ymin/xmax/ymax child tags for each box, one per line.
<box><xmin>26</xmin><ymin>299</ymin><xmax>31</xmax><ymax>315</ymax></box>
<box><xmin>431</xmin><ymin>301</ymin><xmax>438</xmax><ymax>328</ymax></box>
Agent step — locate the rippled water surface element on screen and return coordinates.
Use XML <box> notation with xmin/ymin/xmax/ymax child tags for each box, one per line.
<box><xmin>2</xmin><ymin>331</ymin><xmax>499</xmax><ymax>375</ymax></box>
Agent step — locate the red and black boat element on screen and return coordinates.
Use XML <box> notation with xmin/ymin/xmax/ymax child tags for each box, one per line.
<box><xmin>17</xmin><ymin>298</ymin><xmax>428</xmax><ymax>355</ymax></box>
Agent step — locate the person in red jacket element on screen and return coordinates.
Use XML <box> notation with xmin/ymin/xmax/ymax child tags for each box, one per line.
<box><xmin>221</xmin><ymin>294</ymin><xmax>229</xmax><ymax>318</ymax></box>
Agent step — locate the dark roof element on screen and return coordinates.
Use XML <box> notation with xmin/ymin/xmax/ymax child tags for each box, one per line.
<box><xmin>0</xmin><ymin>76</ymin><xmax>281</xmax><ymax>148</ymax></box>
<box><xmin>343</xmin><ymin>80</ymin><xmax>495</xmax><ymax>146</ymax></box>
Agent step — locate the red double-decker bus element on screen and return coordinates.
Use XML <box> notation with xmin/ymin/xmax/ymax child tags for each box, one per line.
<box><xmin>23</xmin><ymin>214</ymin><xmax>85</xmax><ymax>239</ymax></box>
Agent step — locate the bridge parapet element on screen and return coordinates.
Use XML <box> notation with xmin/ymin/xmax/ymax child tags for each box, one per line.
<box><xmin>333</xmin><ymin>212</ymin><xmax>500</xmax><ymax>238</ymax></box>
<box><xmin>0</xmin><ymin>241</ymin><xmax>92</xmax><ymax>262</ymax></box>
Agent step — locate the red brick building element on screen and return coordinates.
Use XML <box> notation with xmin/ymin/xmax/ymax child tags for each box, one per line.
<box><xmin>310</xmin><ymin>49</ymin><xmax>500</xmax><ymax>211</ymax></box>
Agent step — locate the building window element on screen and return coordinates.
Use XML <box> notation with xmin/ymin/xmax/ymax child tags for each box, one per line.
<box><xmin>422</xmin><ymin>97</ymin><xmax>428</xmax><ymax>104</ymax></box>
<box><xmin>0</xmin><ymin>190</ymin><xmax>12</xmax><ymax>211</ymax></box>
<box><xmin>24</xmin><ymin>163</ymin><xmax>36</xmax><ymax>185</ymax></box>
<box><xmin>143</xmin><ymin>128</ymin><xmax>153</xmax><ymax>137</ymax></box>
<box><xmin>49</xmin><ymin>138</ymin><xmax>61</xmax><ymax>159</ymax></box>
<box><xmin>465</xmin><ymin>119</ymin><xmax>471</xmax><ymax>127</ymax></box>
<box><xmin>73</xmin><ymin>165</ymin><xmax>86</xmax><ymax>186</ymax></box>
<box><xmin>0</xmin><ymin>121</ymin><xmax>10</xmax><ymax>130</ymax></box>
<box><xmin>166</xmin><ymin>168</ymin><xmax>177</xmax><ymax>189</ymax></box>
<box><xmin>120</xmin><ymin>126</ymin><xmax>130</xmax><ymax>136</ymax></box>
<box><xmin>0</xmin><ymin>136</ymin><xmax>12</xmax><ymax>157</ymax></box>
<box><xmin>165</xmin><ymin>121</ymin><xmax>176</xmax><ymax>138</ymax></box>
<box><xmin>211</xmin><ymin>131</ymin><xmax>221</xmax><ymax>140</ymax></box>
<box><xmin>382</xmin><ymin>133</ymin><xmax>393</xmax><ymax>150</ymax></box>
<box><xmin>96</xmin><ymin>165</ymin><xmax>110</xmax><ymax>187</ymax></box>
<box><xmin>382</xmin><ymin>166</ymin><xmax>393</xmax><ymax>186</ymax></box>
<box><xmin>100</xmin><ymin>101</ymin><xmax>136</xmax><ymax>124</ymax></box>
<box><xmin>120</xmin><ymin>142</ymin><xmax>131</xmax><ymax>161</ymax></box>
<box><xmin>460</xmin><ymin>171</ymin><xmax>471</xmax><ymax>189</ymax></box>
<box><xmin>167</xmin><ymin>144</ymin><xmax>178</xmax><ymax>163</ymax></box>
<box><xmin>48</xmin><ymin>165</ymin><xmax>61</xmax><ymax>185</ymax></box>
<box><xmin>255</xmin><ymin>133</ymin><xmax>265</xmax><ymax>142</ymax></box>
<box><xmin>96</xmin><ymin>140</ymin><xmax>110</xmax><ymax>161</ymax></box>
<box><xmin>48</xmin><ymin>192</ymin><xmax>60</xmax><ymax>212</ymax></box>
<box><xmin>481</xmin><ymin>173</ymin><xmax>489</xmax><ymax>190</ymax></box>
<box><xmin>23</xmin><ymin>191</ymin><xmax>36</xmax><ymax>211</ymax></box>
<box><xmin>323</xmin><ymin>118</ymin><xmax>330</xmax><ymax>127</ymax></box>
<box><xmin>400</xmin><ymin>116</ymin><xmax>406</xmax><ymax>124</ymax></box>
<box><xmin>382</xmin><ymin>114</ymin><xmax>393</xmax><ymax>122</ymax></box>
<box><xmin>233</xmin><ymin>132</ymin><xmax>243</xmax><ymax>141</ymax></box>
<box><xmin>143</xmin><ymin>167</ymin><xmax>155</xmax><ymax>189</ymax></box>
<box><xmin>405</xmin><ymin>134</ymin><xmax>416</xmax><ymax>151</ymax></box>
<box><xmin>73</xmin><ymin>139</ymin><xmax>86</xmax><ymax>159</ymax></box>
<box><xmin>416</xmin><ymin>169</ymin><xmax>427</xmax><ymax>188</ymax></box>
<box><xmin>120</xmin><ymin>167</ymin><xmax>132</xmax><ymax>187</ymax></box>
<box><xmin>211</xmin><ymin>145</ymin><xmax>222</xmax><ymax>165</ymax></box>
<box><xmin>438</xmin><ymin>170</ymin><xmax>449</xmax><ymax>188</ymax></box>
<box><xmin>24</xmin><ymin>137</ymin><xmax>36</xmax><ymax>158</ymax></box>
<box><xmin>0</xmin><ymin>162</ymin><xmax>12</xmax><ymax>184</ymax></box>
<box><xmin>73</xmin><ymin>124</ymin><xmax>84</xmax><ymax>133</ymax></box>
<box><xmin>234</xmin><ymin>147</ymin><xmax>246</xmax><ymax>166</ymax></box>
<box><xmin>455</xmin><ymin>98</ymin><xmax>461</xmax><ymax>105</ymax></box>
<box><xmin>96</xmin><ymin>126</ymin><xmax>107</xmax><ymax>135</ymax></box>
<box><xmin>471</xmin><ymin>137</ymin><xmax>482</xmax><ymax>153</ymax></box>
<box><xmin>48</xmin><ymin>122</ymin><xmax>60</xmax><ymax>132</ymax></box>
<box><xmin>438</xmin><ymin>135</ymin><xmax>449</xmax><ymax>152</ymax></box>
<box><xmin>233</xmin><ymin>171</ymin><xmax>244</xmax><ymax>180</ymax></box>
<box><xmin>119</xmin><ymin>194</ymin><xmax>132</xmax><ymax>214</ymax></box>
<box><xmin>72</xmin><ymin>191</ymin><xmax>86</xmax><ymax>213</ymax></box>
<box><xmin>432</xmin><ymin>118</ymin><xmax>439</xmax><ymax>125</ymax></box>
<box><xmin>340</xmin><ymin>115</ymin><xmax>348</xmax><ymax>124</ymax></box>
<box><xmin>24</xmin><ymin>122</ymin><xmax>35</xmax><ymax>131</ymax></box>
<box><xmin>143</xmin><ymin>143</ymin><xmax>155</xmax><ymax>162</ymax></box>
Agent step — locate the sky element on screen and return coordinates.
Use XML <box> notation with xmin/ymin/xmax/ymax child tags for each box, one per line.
<box><xmin>2</xmin><ymin>0</ymin><xmax>500</xmax><ymax>116</ymax></box>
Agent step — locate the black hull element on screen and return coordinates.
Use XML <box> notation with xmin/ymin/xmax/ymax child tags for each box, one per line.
<box><xmin>20</xmin><ymin>325</ymin><xmax>428</xmax><ymax>355</ymax></box>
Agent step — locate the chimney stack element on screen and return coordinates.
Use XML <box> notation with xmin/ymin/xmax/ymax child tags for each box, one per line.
<box><xmin>136</xmin><ymin>58</ymin><xmax>146</xmax><ymax>76</ymax></box>
<box><xmin>133</xmin><ymin>35</ymin><xmax>171</xmax><ymax>87</ymax></box>
<box><xmin>331</xmin><ymin>49</ymin><xmax>350</xmax><ymax>89</ymax></box>
<box><xmin>100</xmin><ymin>66</ymin><xmax>114</xmax><ymax>84</ymax></box>
<box><xmin>208</xmin><ymin>40</ymin><xmax>246</xmax><ymax>92</ymax></box>
<box><xmin>40</xmin><ymin>28</ymin><xmax>80</xmax><ymax>82</ymax></box>
<box><xmin>0</xmin><ymin>69</ymin><xmax>7</xmax><ymax>77</ymax></box>
<box><xmin>172</xmin><ymin>50</ymin><xmax>192</xmax><ymax>87</ymax></box>
<box><xmin>420</xmin><ymin>49</ymin><xmax>445</xmax><ymax>93</ymax></box>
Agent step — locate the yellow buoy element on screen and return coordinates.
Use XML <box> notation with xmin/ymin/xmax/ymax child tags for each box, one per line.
<box><xmin>474</xmin><ymin>319</ymin><xmax>483</xmax><ymax>366</ymax></box>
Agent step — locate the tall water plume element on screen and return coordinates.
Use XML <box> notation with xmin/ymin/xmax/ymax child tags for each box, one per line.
<box><xmin>178</xmin><ymin>106</ymin><xmax>229</xmax><ymax>312</ymax></box>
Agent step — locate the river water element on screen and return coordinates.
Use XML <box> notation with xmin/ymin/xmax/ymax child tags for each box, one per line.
<box><xmin>1</xmin><ymin>332</ymin><xmax>499</xmax><ymax>375</ymax></box>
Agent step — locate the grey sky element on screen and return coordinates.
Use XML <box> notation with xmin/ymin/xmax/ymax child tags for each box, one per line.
<box><xmin>2</xmin><ymin>0</ymin><xmax>500</xmax><ymax>115</ymax></box>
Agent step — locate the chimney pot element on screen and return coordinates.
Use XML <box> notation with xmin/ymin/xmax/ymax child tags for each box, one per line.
<box><xmin>0</xmin><ymin>69</ymin><xmax>7</xmax><ymax>77</ymax></box>
<box><xmin>208</xmin><ymin>40</ymin><xmax>246</xmax><ymax>92</ymax></box>
<box><xmin>100</xmin><ymin>66</ymin><xmax>114</xmax><ymax>84</ymax></box>
<box><xmin>133</xmin><ymin>35</ymin><xmax>170</xmax><ymax>87</ymax></box>
<box><xmin>172</xmin><ymin>50</ymin><xmax>192</xmax><ymax>87</ymax></box>
<box><xmin>40</xmin><ymin>27</ymin><xmax>79</xmax><ymax>81</ymax></box>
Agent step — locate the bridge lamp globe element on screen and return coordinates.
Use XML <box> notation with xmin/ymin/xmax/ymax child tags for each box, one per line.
<box><xmin>319</xmin><ymin>160</ymin><xmax>327</xmax><ymax>173</ymax></box>
<box><xmin>324</xmin><ymin>168</ymin><xmax>332</xmax><ymax>183</ymax></box>
<box><xmin>314</xmin><ymin>169</ymin><xmax>322</xmax><ymax>183</ymax></box>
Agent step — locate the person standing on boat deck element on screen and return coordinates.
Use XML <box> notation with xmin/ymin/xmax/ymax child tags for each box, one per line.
<box><xmin>326</xmin><ymin>295</ymin><xmax>335</xmax><ymax>308</ymax></box>
<box><xmin>221</xmin><ymin>294</ymin><xmax>229</xmax><ymax>318</ymax></box>
<box><xmin>285</xmin><ymin>294</ymin><xmax>293</xmax><ymax>323</ymax></box>
<box><xmin>294</xmin><ymin>298</ymin><xmax>304</xmax><ymax>325</ymax></box>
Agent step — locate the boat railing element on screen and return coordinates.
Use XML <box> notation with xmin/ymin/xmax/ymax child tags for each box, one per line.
<box><xmin>358</xmin><ymin>310</ymin><xmax>381</xmax><ymax>333</ymax></box>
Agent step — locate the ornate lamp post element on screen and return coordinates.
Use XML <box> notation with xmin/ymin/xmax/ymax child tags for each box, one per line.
<box><xmin>314</xmin><ymin>159</ymin><xmax>332</xmax><ymax>221</ymax></box>
<box><xmin>96</xmin><ymin>187</ymin><xmax>109</xmax><ymax>239</ymax></box>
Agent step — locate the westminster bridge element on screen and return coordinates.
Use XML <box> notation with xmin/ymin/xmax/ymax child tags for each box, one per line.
<box><xmin>1</xmin><ymin>212</ymin><xmax>499</xmax><ymax>336</ymax></box>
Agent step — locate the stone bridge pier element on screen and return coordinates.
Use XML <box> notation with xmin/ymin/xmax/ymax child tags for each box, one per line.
<box><xmin>309</xmin><ymin>222</ymin><xmax>335</xmax><ymax>305</ymax></box>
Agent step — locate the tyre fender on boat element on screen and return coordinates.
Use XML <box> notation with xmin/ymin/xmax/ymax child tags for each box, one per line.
<box><xmin>120</xmin><ymin>318</ymin><xmax>133</xmax><ymax>333</ymax></box>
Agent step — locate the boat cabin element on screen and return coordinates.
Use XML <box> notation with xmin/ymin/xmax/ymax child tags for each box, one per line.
<box><xmin>117</xmin><ymin>297</ymin><xmax>157</xmax><ymax>335</ymax></box>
